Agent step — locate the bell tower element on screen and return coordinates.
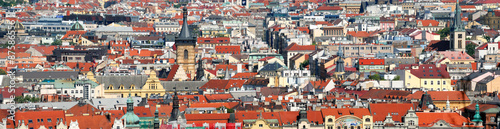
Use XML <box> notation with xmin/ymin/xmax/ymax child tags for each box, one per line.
<box><xmin>450</xmin><ymin>0</ymin><xmax>466</xmax><ymax>52</ymax></box>
<box><xmin>175</xmin><ymin>6</ymin><xmax>197</xmax><ymax>78</ymax></box>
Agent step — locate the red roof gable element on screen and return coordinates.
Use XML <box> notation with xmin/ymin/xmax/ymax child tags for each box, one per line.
<box><xmin>415</xmin><ymin>112</ymin><xmax>471</xmax><ymax>127</ymax></box>
<box><xmin>15</xmin><ymin>110</ymin><xmax>65</xmax><ymax>128</ymax></box>
<box><xmin>417</xmin><ymin>20</ymin><xmax>440</xmax><ymax>27</ymax></box>
<box><xmin>369</xmin><ymin>103</ymin><xmax>415</xmax><ymax>122</ymax></box>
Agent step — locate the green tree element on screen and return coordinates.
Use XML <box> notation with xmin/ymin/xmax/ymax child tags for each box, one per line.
<box><xmin>437</xmin><ymin>27</ymin><xmax>450</xmax><ymax>39</ymax></box>
<box><xmin>14</xmin><ymin>96</ymin><xmax>25</xmax><ymax>103</ymax></box>
<box><xmin>393</xmin><ymin>75</ymin><xmax>400</xmax><ymax>80</ymax></box>
<box><xmin>299</xmin><ymin>60</ymin><xmax>309</xmax><ymax>70</ymax></box>
<box><xmin>0</xmin><ymin>69</ymin><xmax>7</xmax><ymax>75</ymax></box>
<box><xmin>369</xmin><ymin>74</ymin><xmax>384</xmax><ymax>80</ymax></box>
<box><xmin>484</xmin><ymin>35</ymin><xmax>491</xmax><ymax>42</ymax></box>
<box><xmin>466</xmin><ymin>43</ymin><xmax>477</xmax><ymax>57</ymax></box>
<box><xmin>51</xmin><ymin>39</ymin><xmax>62</xmax><ymax>45</ymax></box>
<box><xmin>215</xmin><ymin>33</ymin><xmax>226</xmax><ymax>37</ymax></box>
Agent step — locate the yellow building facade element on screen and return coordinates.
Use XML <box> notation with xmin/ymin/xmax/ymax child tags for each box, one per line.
<box><xmin>102</xmin><ymin>70</ymin><xmax>166</xmax><ymax>98</ymax></box>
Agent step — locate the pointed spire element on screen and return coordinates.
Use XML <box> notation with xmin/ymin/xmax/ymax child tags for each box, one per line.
<box><xmin>178</xmin><ymin>6</ymin><xmax>192</xmax><ymax>39</ymax></box>
<box><xmin>472</xmin><ymin>103</ymin><xmax>483</xmax><ymax>122</ymax></box>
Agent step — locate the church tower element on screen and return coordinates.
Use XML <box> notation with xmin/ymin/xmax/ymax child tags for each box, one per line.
<box><xmin>450</xmin><ymin>0</ymin><xmax>466</xmax><ymax>52</ymax></box>
<box><xmin>175</xmin><ymin>6</ymin><xmax>197</xmax><ymax>79</ymax></box>
<box><xmin>334</xmin><ymin>45</ymin><xmax>345</xmax><ymax>80</ymax></box>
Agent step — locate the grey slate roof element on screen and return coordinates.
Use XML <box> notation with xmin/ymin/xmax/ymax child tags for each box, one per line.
<box><xmin>18</xmin><ymin>71</ymin><xmax>79</xmax><ymax>80</ymax></box>
<box><xmin>161</xmin><ymin>81</ymin><xmax>207</xmax><ymax>91</ymax></box>
<box><xmin>0</xmin><ymin>102</ymin><xmax>78</xmax><ymax>110</ymax></box>
<box><xmin>95</xmin><ymin>75</ymin><xmax>148</xmax><ymax>89</ymax></box>
<box><xmin>90</xmin><ymin>97</ymin><xmax>142</xmax><ymax>110</ymax></box>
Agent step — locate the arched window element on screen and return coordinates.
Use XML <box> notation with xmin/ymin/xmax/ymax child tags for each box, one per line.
<box><xmin>184</xmin><ymin>49</ymin><xmax>189</xmax><ymax>59</ymax></box>
<box><xmin>328</xmin><ymin>118</ymin><xmax>333</xmax><ymax>122</ymax></box>
<box><xmin>365</xmin><ymin>118</ymin><xmax>370</xmax><ymax>122</ymax></box>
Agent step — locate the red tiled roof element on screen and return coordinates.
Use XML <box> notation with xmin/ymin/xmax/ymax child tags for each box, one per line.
<box><xmin>417</xmin><ymin>20</ymin><xmax>440</xmax><ymax>27</ymax></box>
<box><xmin>231</xmin><ymin>72</ymin><xmax>257</xmax><ymax>79</ymax></box>
<box><xmin>65</xmin><ymin>115</ymin><xmax>113</xmax><ymax>129</ymax></box>
<box><xmin>405</xmin><ymin>64</ymin><xmax>450</xmax><ymax>78</ymax></box>
<box><xmin>415</xmin><ymin>112</ymin><xmax>470</xmax><ymax>127</ymax></box>
<box><xmin>185</xmin><ymin>113</ymin><xmax>230</xmax><ymax>124</ymax></box>
<box><xmin>15</xmin><ymin>110</ymin><xmax>65</xmax><ymax>128</ymax></box>
<box><xmin>66</xmin><ymin>62</ymin><xmax>94</xmax><ymax>72</ymax></box>
<box><xmin>205</xmin><ymin>94</ymin><xmax>234</xmax><ymax>101</ymax></box>
<box><xmin>406</xmin><ymin>91</ymin><xmax>469</xmax><ymax>101</ymax></box>
<box><xmin>31</xmin><ymin>45</ymin><xmax>66</xmax><ymax>55</ymax></box>
<box><xmin>321</xmin><ymin>108</ymin><xmax>371</xmax><ymax>119</ymax></box>
<box><xmin>61</xmin><ymin>31</ymin><xmax>86</xmax><ymax>40</ymax></box>
<box><xmin>369</xmin><ymin>103</ymin><xmax>415</xmax><ymax>122</ymax></box>
<box><xmin>359</xmin><ymin>59</ymin><xmax>384</xmax><ymax>65</ymax></box>
<box><xmin>215</xmin><ymin>45</ymin><xmax>240</xmax><ymax>54</ymax></box>
<box><xmin>165</xmin><ymin>65</ymin><xmax>180</xmax><ymax>81</ymax></box>
<box><xmin>236</xmin><ymin>111</ymin><xmax>282</xmax><ymax>124</ymax></box>
<box><xmin>360</xmin><ymin>89</ymin><xmax>411</xmax><ymax>100</ymax></box>
<box><xmin>66</xmin><ymin>104</ymin><xmax>101</xmax><ymax>116</ymax></box>
<box><xmin>189</xmin><ymin>102</ymin><xmax>239</xmax><ymax>109</ymax></box>
<box><xmin>0</xmin><ymin>87</ymin><xmax>28</xmax><ymax>99</ymax></box>
<box><xmin>284</xmin><ymin>43</ymin><xmax>316</xmax><ymax>51</ymax></box>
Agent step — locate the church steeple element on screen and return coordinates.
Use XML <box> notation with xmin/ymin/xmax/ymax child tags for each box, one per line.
<box><xmin>178</xmin><ymin>7</ymin><xmax>192</xmax><ymax>39</ymax></box>
<box><xmin>452</xmin><ymin>0</ymin><xmax>464</xmax><ymax>32</ymax></box>
<box><xmin>449</xmin><ymin>0</ymin><xmax>466</xmax><ymax>52</ymax></box>
<box><xmin>169</xmin><ymin>91</ymin><xmax>180</xmax><ymax>122</ymax></box>
<box><xmin>335</xmin><ymin>44</ymin><xmax>345</xmax><ymax>73</ymax></box>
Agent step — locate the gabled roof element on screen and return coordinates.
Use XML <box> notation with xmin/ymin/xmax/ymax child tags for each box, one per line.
<box><xmin>407</xmin><ymin>64</ymin><xmax>450</xmax><ymax>78</ymax></box>
<box><xmin>284</xmin><ymin>43</ymin><xmax>316</xmax><ymax>51</ymax></box>
<box><xmin>369</xmin><ymin>103</ymin><xmax>415</xmax><ymax>122</ymax></box>
<box><xmin>438</xmin><ymin>51</ymin><xmax>474</xmax><ymax>61</ymax></box>
<box><xmin>66</xmin><ymin>103</ymin><xmax>101</xmax><ymax>116</ymax></box>
<box><xmin>416</xmin><ymin>20</ymin><xmax>440</xmax><ymax>27</ymax></box>
<box><xmin>65</xmin><ymin>115</ymin><xmax>113</xmax><ymax>129</ymax></box>
<box><xmin>321</xmin><ymin>108</ymin><xmax>371</xmax><ymax>119</ymax></box>
<box><xmin>415</xmin><ymin>112</ymin><xmax>471</xmax><ymax>127</ymax></box>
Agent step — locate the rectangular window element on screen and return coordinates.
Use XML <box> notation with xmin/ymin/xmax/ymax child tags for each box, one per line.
<box><xmin>28</xmin><ymin>120</ymin><xmax>33</xmax><ymax>123</ymax></box>
<box><xmin>47</xmin><ymin>119</ymin><xmax>51</xmax><ymax>122</ymax></box>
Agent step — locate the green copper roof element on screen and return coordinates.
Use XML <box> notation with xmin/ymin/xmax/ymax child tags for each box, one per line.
<box><xmin>472</xmin><ymin>103</ymin><xmax>483</xmax><ymax>122</ymax></box>
<box><xmin>37</xmin><ymin>79</ymin><xmax>99</xmax><ymax>89</ymax></box>
<box><xmin>70</xmin><ymin>21</ymin><xmax>85</xmax><ymax>31</ymax></box>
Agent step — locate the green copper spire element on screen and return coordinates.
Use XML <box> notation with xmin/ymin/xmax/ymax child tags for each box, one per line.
<box><xmin>452</xmin><ymin>0</ymin><xmax>465</xmax><ymax>32</ymax></box>
<box><xmin>472</xmin><ymin>103</ymin><xmax>483</xmax><ymax>122</ymax></box>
